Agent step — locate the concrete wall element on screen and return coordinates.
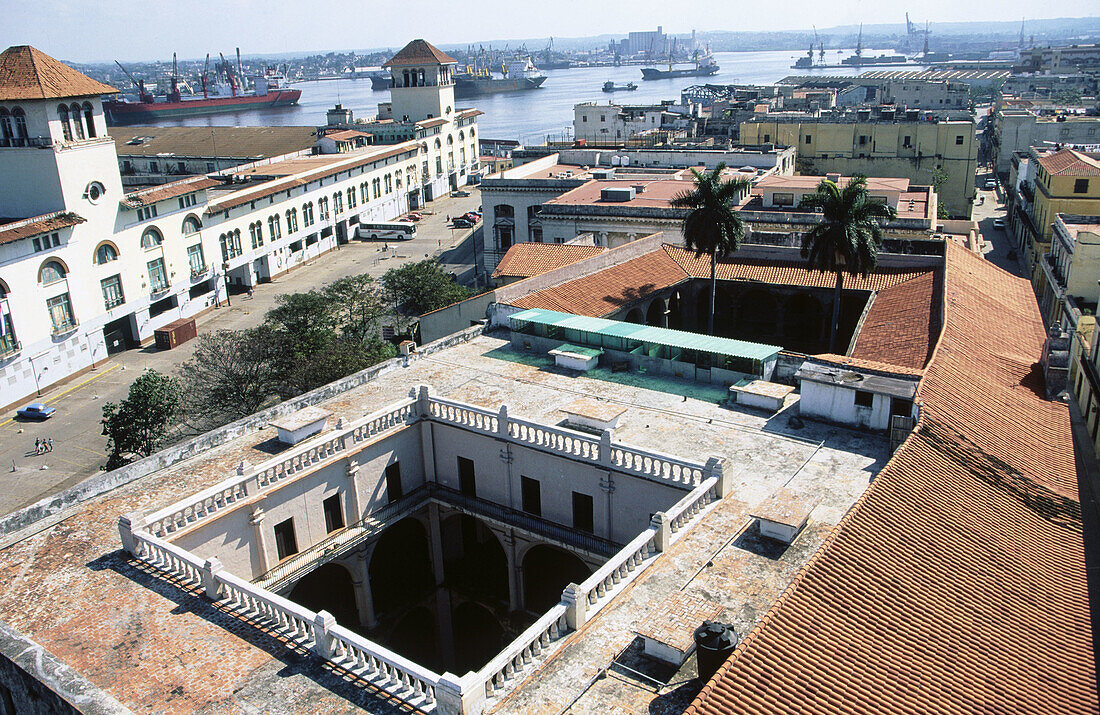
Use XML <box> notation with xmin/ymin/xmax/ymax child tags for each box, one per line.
<box><xmin>798</xmin><ymin>380</ymin><xmax>892</xmax><ymax>430</ymax></box>
<box><xmin>417</xmin><ymin>290</ymin><xmax>496</xmax><ymax>345</ymax></box>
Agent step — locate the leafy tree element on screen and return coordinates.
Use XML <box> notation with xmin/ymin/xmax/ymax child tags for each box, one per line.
<box><xmin>669</xmin><ymin>163</ymin><xmax>750</xmax><ymax>335</ymax></box>
<box><xmin>102</xmin><ymin>370</ymin><xmax>182</xmax><ymax>470</ymax></box>
<box><xmin>381</xmin><ymin>259</ymin><xmax>471</xmax><ymax>315</ymax></box>
<box><xmin>322</xmin><ymin>275</ymin><xmax>389</xmax><ymax>343</ymax></box>
<box><xmin>798</xmin><ymin>174</ymin><xmax>896</xmax><ymax>353</ymax></box>
<box><xmin>177</xmin><ymin>327</ymin><xmax>282</xmax><ymax>430</ymax></box>
<box><xmin>930</xmin><ymin>166</ymin><xmax>951</xmax><ymax>219</ymax></box>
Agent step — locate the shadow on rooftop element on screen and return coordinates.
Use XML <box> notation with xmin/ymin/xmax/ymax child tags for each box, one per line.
<box><xmin>1068</xmin><ymin>400</ymin><xmax>1100</xmax><ymax>699</ymax></box>
<box><xmin>88</xmin><ymin>550</ymin><xmax>416</xmax><ymax>713</ymax></box>
<box><xmin>732</xmin><ymin>521</ymin><xmax>790</xmax><ymax>561</ymax></box>
<box><xmin>604</xmin><ymin>283</ymin><xmax>660</xmax><ymax>308</ymax></box>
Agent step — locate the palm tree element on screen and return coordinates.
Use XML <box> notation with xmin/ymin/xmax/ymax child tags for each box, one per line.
<box><xmin>670</xmin><ymin>163</ymin><xmax>750</xmax><ymax>336</ymax></box>
<box><xmin>798</xmin><ymin>174</ymin><xmax>896</xmax><ymax>353</ymax></box>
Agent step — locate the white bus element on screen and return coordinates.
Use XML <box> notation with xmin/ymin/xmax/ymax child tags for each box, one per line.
<box><xmin>355</xmin><ymin>221</ymin><xmax>417</xmax><ymax>241</ymax></box>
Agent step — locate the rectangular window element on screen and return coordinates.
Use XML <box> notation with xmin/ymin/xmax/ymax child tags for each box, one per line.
<box><xmin>323</xmin><ymin>494</ymin><xmax>345</xmax><ymax>533</ymax></box>
<box><xmin>521</xmin><ymin>476</ymin><xmax>541</xmax><ymax>517</ymax></box>
<box><xmin>1075</xmin><ymin>178</ymin><xmax>1089</xmax><ymax>194</ymax></box>
<box><xmin>101</xmin><ymin>275</ymin><xmax>124</xmax><ymax>309</ymax></box>
<box><xmin>902</xmin><ymin>135</ymin><xmax>912</xmax><ymax>147</ymax></box>
<box><xmin>854</xmin><ymin>390</ymin><xmax>874</xmax><ymax>408</ymax></box>
<box><xmin>147</xmin><ymin>258</ymin><xmax>168</xmax><ymax>292</ymax></box>
<box><xmin>763</xmin><ymin>134</ymin><xmax>770</xmax><ymax>143</ymax></box>
<box><xmin>772</xmin><ymin>192</ymin><xmax>795</xmax><ymax>207</ymax></box>
<box><xmin>0</xmin><ymin>303</ymin><xmax>17</xmax><ymax>355</ymax></box>
<box><xmin>46</xmin><ymin>293</ymin><xmax>75</xmax><ymax>332</ymax></box>
<box><xmin>187</xmin><ymin>244</ymin><xmax>205</xmax><ymax>275</ymax></box>
<box><xmin>458</xmin><ymin>456</ymin><xmax>476</xmax><ymax>496</ymax></box>
<box><xmin>573</xmin><ymin>491</ymin><xmax>594</xmax><ymax>533</ymax></box>
<box><xmin>859</xmin><ymin>135</ymin><xmax>868</xmax><ymax>146</ymax></box>
<box><xmin>273</xmin><ymin>518</ymin><xmax>298</xmax><ymax>560</ymax></box>
<box><xmin>385</xmin><ymin>462</ymin><xmax>403</xmax><ymax>502</ymax></box>
<box><xmin>891</xmin><ymin>397</ymin><xmax>914</xmax><ymax>417</ymax></box>
<box><xmin>955</xmin><ymin>135</ymin><xmax>964</xmax><ymax>145</ymax></box>
<box><xmin>805</xmin><ymin>135</ymin><xmax>812</xmax><ymax>144</ymax></box>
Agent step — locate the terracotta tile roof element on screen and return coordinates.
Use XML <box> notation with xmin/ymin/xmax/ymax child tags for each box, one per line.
<box><xmin>850</xmin><ymin>270</ymin><xmax>941</xmax><ymax>370</ymax></box>
<box><xmin>686</xmin><ymin>243</ymin><xmax>1093</xmax><ymax>715</ymax></box>
<box><xmin>808</xmin><ymin>353</ymin><xmax>924</xmax><ymax>377</ymax></box>
<box><xmin>455</xmin><ymin>109</ymin><xmax>484</xmax><ymax>119</ymax></box>
<box><xmin>511</xmin><ymin>248</ymin><xmax>690</xmax><ymax>315</ymax></box>
<box><xmin>417</xmin><ymin>118</ymin><xmax>449</xmax><ymax>130</ymax></box>
<box><xmin>492</xmin><ymin>243</ymin><xmax>608</xmax><ymax>279</ymax></box>
<box><xmin>0</xmin><ymin>211</ymin><xmax>85</xmax><ymax>246</ymax></box>
<box><xmin>1037</xmin><ymin>148</ymin><xmax>1100</xmax><ymax>177</ymax></box>
<box><xmin>322</xmin><ymin>129</ymin><xmax>371</xmax><ymax>141</ymax></box>
<box><xmin>662</xmin><ymin>245</ymin><xmax>930</xmax><ymax>293</ymax></box>
<box><xmin>382</xmin><ymin>39</ymin><xmax>457</xmax><ymax>68</ymax></box>
<box><xmin>0</xmin><ymin>45</ymin><xmax>117</xmax><ymax>100</ymax></box>
<box><xmin>121</xmin><ymin>177</ymin><xmax>221</xmax><ymax>209</ymax></box>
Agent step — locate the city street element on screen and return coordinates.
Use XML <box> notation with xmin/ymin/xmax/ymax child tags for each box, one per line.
<box><xmin>972</xmin><ymin>168</ymin><xmax>1024</xmax><ymax>279</ymax></box>
<box><xmin>0</xmin><ymin>188</ymin><xmax>485</xmax><ymax>516</ymax></box>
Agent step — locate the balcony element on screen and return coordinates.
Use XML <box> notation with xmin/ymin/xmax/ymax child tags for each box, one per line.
<box><xmin>104</xmin><ymin>296</ymin><xmax>125</xmax><ymax>310</ymax></box>
<box><xmin>50</xmin><ymin>320</ymin><xmax>78</xmax><ymax>337</ymax></box>
<box><xmin>190</xmin><ymin>264</ymin><xmax>209</xmax><ymax>280</ymax></box>
<box><xmin>0</xmin><ymin>136</ymin><xmax>52</xmax><ymax>149</ymax></box>
<box><xmin>0</xmin><ymin>338</ymin><xmax>21</xmax><ymax>359</ymax></box>
<box><xmin>149</xmin><ymin>283</ymin><xmax>171</xmax><ymax>297</ymax></box>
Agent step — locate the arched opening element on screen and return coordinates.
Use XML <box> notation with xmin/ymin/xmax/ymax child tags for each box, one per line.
<box><xmin>453</xmin><ymin>601</ymin><xmax>505</xmax><ymax>673</ymax></box>
<box><xmin>625</xmin><ymin>307</ymin><xmax>644</xmax><ymax>324</ymax></box>
<box><xmin>440</xmin><ymin>515</ymin><xmax>508</xmax><ymax>605</ymax></box>
<box><xmin>522</xmin><ymin>545</ymin><xmax>591</xmax><ymax>614</ymax></box>
<box><xmin>388</xmin><ymin>606</ymin><xmax>440</xmax><ymax>672</ymax></box>
<box><xmin>69</xmin><ymin>103</ymin><xmax>84</xmax><ymax>140</ymax></box>
<box><xmin>57</xmin><ymin>105</ymin><xmax>72</xmax><ymax>141</ymax></box>
<box><xmin>288</xmin><ymin>562</ymin><xmax>359</xmax><ymax>630</ymax></box>
<box><xmin>11</xmin><ymin>108</ymin><xmax>27</xmax><ymax>139</ymax></box>
<box><xmin>736</xmin><ymin>289</ymin><xmax>778</xmax><ymax>343</ymax></box>
<box><xmin>82</xmin><ymin>102</ymin><xmax>96</xmax><ymax>138</ymax></box>
<box><xmin>0</xmin><ymin>109</ymin><xmax>12</xmax><ymax>142</ymax></box>
<box><xmin>783</xmin><ymin>293</ymin><xmax>824</xmax><ymax>353</ymax></box>
<box><xmin>667</xmin><ymin>291</ymin><xmax>683</xmax><ymax>330</ymax></box>
<box><xmin>39</xmin><ymin>259</ymin><xmax>67</xmax><ymax>284</ymax></box>
<box><xmin>646</xmin><ymin>299</ymin><xmax>666</xmax><ymax>327</ymax></box>
<box><xmin>369</xmin><ymin>517</ymin><xmax>434</xmax><ymax>616</ymax></box>
<box><xmin>181</xmin><ymin>215</ymin><xmax>202</xmax><ymax>235</ymax></box>
<box><xmin>141</xmin><ymin>227</ymin><xmax>163</xmax><ymax>248</ymax></box>
<box><xmin>94</xmin><ymin>242</ymin><xmax>119</xmax><ymax>265</ymax></box>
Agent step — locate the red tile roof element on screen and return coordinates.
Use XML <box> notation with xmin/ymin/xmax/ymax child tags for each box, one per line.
<box><xmin>1037</xmin><ymin>148</ymin><xmax>1100</xmax><ymax>177</ymax></box>
<box><xmin>0</xmin><ymin>45</ymin><xmax>117</xmax><ymax>100</ymax></box>
<box><xmin>492</xmin><ymin>243</ymin><xmax>607</xmax><ymax>279</ymax></box>
<box><xmin>322</xmin><ymin>129</ymin><xmax>371</xmax><ymax>141</ymax></box>
<box><xmin>121</xmin><ymin>177</ymin><xmax>222</xmax><ymax>209</ymax></box>
<box><xmin>511</xmin><ymin>248</ymin><xmax>690</xmax><ymax>315</ymax></box>
<box><xmin>850</xmin><ymin>270</ymin><xmax>941</xmax><ymax>370</ymax></box>
<box><xmin>807</xmin><ymin>353</ymin><xmax>924</xmax><ymax>378</ymax></box>
<box><xmin>382</xmin><ymin>39</ymin><xmax>457</xmax><ymax>68</ymax></box>
<box><xmin>0</xmin><ymin>211</ymin><xmax>85</xmax><ymax>246</ymax></box>
<box><xmin>686</xmin><ymin>243</ymin><xmax>1093</xmax><ymax>715</ymax></box>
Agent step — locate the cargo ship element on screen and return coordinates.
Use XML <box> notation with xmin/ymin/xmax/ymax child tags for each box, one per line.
<box><xmin>640</xmin><ymin>52</ymin><xmax>719</xmax><ymax>80</ymax></box>
<box><xmin>104</xmin><ymin>54</ymin><xmax>301</xmax><ymax>125</ymax></box>
<box><xmin>602</xmin><ymin>81</ymin><xmax>638</xmax><ymax>92</ymax></box>
<box><xmin>453</xmin><ymin>58</ymin><xmax>546</xmax><ymax>97</ymax></box>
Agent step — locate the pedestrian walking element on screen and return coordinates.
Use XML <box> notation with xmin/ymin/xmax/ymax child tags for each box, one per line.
<box><xmin>34</xmin><ymin>437</ymin><xmax>41</xmax><ymax>455</ymax></box>
<box><xmin>46</xmin><ymin>438</ymin><xmax>53</xmax><ymax>453</ymax></box>
<box><xmin>247</xmin><ymin>286</ymin><xmax>255</xmax><ymax>299</ymax></box>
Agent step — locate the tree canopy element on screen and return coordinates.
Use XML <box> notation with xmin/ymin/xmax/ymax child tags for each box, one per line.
<box><xmin>102</xmin><ymin>369</ymin><xmax>182</xmax><ymax>470</ymax></box>
<box><xmin>381</xmin><ymin>259</ymin><xmax>471</xmax><ymax>316</ymax></box>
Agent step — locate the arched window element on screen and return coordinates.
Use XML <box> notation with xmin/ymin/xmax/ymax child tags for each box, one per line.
<box><xmin>0</xmin><ymin>109</ymin><xmax>11</xmax><ymax>141</ymax></box>
<box><xmin>141</xmin><ymin>227</ymin><xmax>162</xmax><ymax>248</ymax></box>
<box><xmin>12</xmin><ymin>108</ymin><xmax>27</xmax><ymax>139</ymax></box>
<box><xmin>434</xmin><ymin>138</ymin><xmax>441</xmax><ymax>149</ymax></box>
<box><xmin>70</xmin><ymin>104</ymin><xmax>84</xmax><ymax>140</ymax></box>
<box><xmin>182</xmin><ymin>216</ymin><xmax>201</xmax><ymax>234</ymax></box>
<box><xmin>470</xmin><ymin>127</ymin><xmax>476</xmax><ymax>138</ymax></box>
<box><xmin>447</xmin><ymin>135</ymin><xmax>453</xmax><ymax>145</ymax></box>
<box><xmin>39</xmin><ymin>260</ymin><xmax>66</xmax><ymax>284</ymax></box>
<box><xmin>57</xmin><ymin>105</ymin><xmax>73</xmax><ymax>141</ymax></box>
<box><xmin>458</xmin><ymin>130</ymin><xmax>465</xmax><ymax>141</ymax></box>
<box><xmin>94</xmin><ymin>243</ymin><xmax>118</xmax><ymax>264</ymax></box>
<box><xmin>82</xmin><ymin>102</ymin><xmax>96</xmax><ymax>138</ymax></box>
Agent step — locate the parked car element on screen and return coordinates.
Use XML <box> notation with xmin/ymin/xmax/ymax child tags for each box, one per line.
<box><xmin>453</xmin><ymin>217</ymin><xmax>474</xmax><ymax>228</ymax></box>
<box><xmin>461</xmin><ymin>212</ymin><xmax>481</xmax><ymax>222</ymax></box>
<box><xmin>993</xmin><ymin>218</ymin><xmax>1006</xmax><ymax>230</ymax></box>
<box><xmin>452</xmin><ymin>190</ymin><xmax>471</xmax><ymax>197</ymax></box>
<box><xmin>16</xmin><ymin>403</ymin><xmax>55</xmax><ymax>420</ymax></box>
<box><xmin>403</xmin><ymin>212</ymin><xmax>423</xmax><ymax>222</ymax></box>
<box><xmin>985</xmin><ymin>180</ymin><xmax>997</xmax><ymax>190</ymax></box>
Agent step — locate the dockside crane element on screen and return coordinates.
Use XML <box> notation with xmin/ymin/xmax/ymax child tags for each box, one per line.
<box><xmin>200</xmin><ymin>54</ymin><xmax>210</xmax><ymax>99</ymax></box>
<box><xmin>114</xmin><ymin>60</ymin><xmax>153</xmax><ymax>103</ymax></box>
<box><xmin>219</xmin><ymin>52</ymin><xmax>237</xmax><ymax>96</ymax></box>
<box><xmin>167</xmin><ymin>52</ymin><xmax>181</xmax><ymax>103</ymax></box>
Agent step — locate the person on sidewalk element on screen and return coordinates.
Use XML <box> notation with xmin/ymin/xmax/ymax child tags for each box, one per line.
<box><xmin>34</xmin><ymin>438</ymin><xmax>41</xmax><ymax>455</ymax></box>
<box><xmin>46</xmin><ymin>438</ymin><xmax>53</xmax><ymax>453</ymax></box>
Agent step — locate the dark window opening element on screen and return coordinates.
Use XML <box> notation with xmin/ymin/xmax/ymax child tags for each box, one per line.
<box><xmin>385</xmin><ymin>462</ymin><xmax>403</xmax><ymax>502</ymax></box>
<box><xmin>854</xmin><ymin>390</ymin><xmax>874</xmax><ymax>408</ymax></box>
<box><xmin>323</xmin><ymin>494</ymin><xmax>345</xmax><ymax>532</ymax></box>
<box><xmin>274</xmin><ymin>518</ymin><xmax>298</xmax><ymax>560</ymax></box>
<box><xmin>890</xmin><ymin>397</ymin><xmax>913</xmax><ymax>417</ymax></box>
<box><xmin>955</xmin><ymin>135</ymin><xmax>964</xmax><ymax>145</ymax></box>
<box><xmin>521</xmin><ymin>476</ymin><xmax>541</xmax><ymax>517</ymax></box>
<box><xmin>572</xmin><ymin>491</ymin><xmax>594</xmax><ymax>533</ymax></box>
<box><xmin>149</xmin><ymin>295</ymin><xmax>177</xmax><ymax>318</ymax></box>
<box><xmin>1074</xmin><ymin>178</ymin><xmax>1089</xmax><ymax>194</ymax></box>
<box><xmin>458</xmin><ymin>456</ymin><xmax>476</xmax><ymax>497</ymax></box>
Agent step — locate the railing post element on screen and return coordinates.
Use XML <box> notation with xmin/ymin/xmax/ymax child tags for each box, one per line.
<box><xmin>563</xmin><ymin>583</ymin><xmax>588</xmax><ymax>630</ymax></box>
<box><xmin>599</xmin><ymin>430</ymin><xmax>613</xmax><ymax>466</ymax></box>
<box><xmin>312</xmin><ymin>610</ymin><xmax>336</xmax><ymax>658</ymax></box>
<box><xmin>417</xmin><ymin>384</ymin><xmax>432</xmax><ymax>416</ymax></box>
<box><xmin>435</xmin><ymin>672</ymin><xmax>485</xmax><ymax>715</ymax></box>
<box><xmin>118</xmin><ymin>512</ymin><xmax>145</xmax><ymax>556</ymax></box>
<box><xmin>202</xmin><ymin>557</ymin><xmax>224</xmax><ymax>600</ymax></box>
<box><xmin>651</xmin><ymin>512</ymin><xmax>671</xmax><ymax>552</ymax></box>
<box><xmin>707</xmin><ymin>455</ymin><xmax>731</xmax><ymax>498</ymax></box>
<box><xmin>497</xmin><ymin>404</ymin><xmax>509</xmax><ymax>437</ymax></box>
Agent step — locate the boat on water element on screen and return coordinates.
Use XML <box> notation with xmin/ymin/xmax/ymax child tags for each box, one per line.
<box><xmin>343</xmin><ymin>66</ymin><xmax>391</xmax><ymax>91</ymax></box>
<box><xmin>840</xmin><ymin>54</ymin><xmax>907</xmax><ymax>66</ymax></box>
<box><xmin>104</xmin><ymin>55</ymin><xmax>300</xmax><ymax>124</ymax></box>
<box><xmin>453</xmin><ymin>58</ymin><xmax>547</xmax><ymax>97</ymax></box>
<box><xmin>640</xmin><ymin>52</ymin><xmax>719</xmax><ymax>80</ymax></box>
<box><xmin>602</xmin><ymin>81</ymin><xmax>638</xmax><ymax>92</ymax></box>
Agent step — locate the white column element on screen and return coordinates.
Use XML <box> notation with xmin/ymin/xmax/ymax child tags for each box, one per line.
<box><xmin>346</xmin><ymin>459</ymin><xmax>362</xmax><ymax>522</ymax></box>
<box><xmin>351</xmin><ymin>553</ymin><xmax>377</xmax><ymax>629</ymax></box>
<box><xmin>427</xmin><ymin>503</ymin><xmax>447</xmax><ymax>585</ymax></box>
<box><xmin>251</xmin><ymin>506</ymin><xmax>271</xmax><ymax>576</ymax></box>
<box><xmin>503</xmin><ymin>531</ymin><xmax>522</xmax><ymax>613</ymax></box>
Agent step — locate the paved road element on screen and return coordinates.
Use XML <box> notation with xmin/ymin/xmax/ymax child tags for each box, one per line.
<box><xmin>0</xmin><ymin>188</ymin><xmax>486</xmax><ymax>516</ymax></box>
<box><xmin>972</xmin><ymin>168</ymin><xmax>1024</xmax><ymax>279</ymax></box>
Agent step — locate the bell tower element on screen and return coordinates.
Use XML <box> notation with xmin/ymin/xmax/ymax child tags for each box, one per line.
<box><xmin>383</xmin><ymin>39</ymin><xmax>457</xmax><ymax>125</ymax></box>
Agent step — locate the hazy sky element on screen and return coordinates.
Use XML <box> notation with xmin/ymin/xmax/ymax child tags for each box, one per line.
<box><xmin>4</xmin><ymin>0</ymin><xmax>1098</xmax><ymax>62</ymax></box>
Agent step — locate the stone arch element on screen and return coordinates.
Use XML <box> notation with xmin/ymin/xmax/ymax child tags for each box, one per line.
<box><xmin>0</xmin><ymin>278</ymin><xmax>8</xmax><ymax>297</ymax></box>
<box><xmin>667</xmin><ymin>290</ymin><xmax>683</xmax><ymax>330</ymax></box>
<box><xmin>181</xmin><ymin>214</ymin><xmax>202</xmax><ymax>235</ymax></box>
<box><xmin>39</xmin><ymin>258</ymin><xmax>68</xmax><ymax>284</ymax></box>
<box><xmin>452</xmin><ymin>601</ymin><xmax>505</xmax><ymax>673</ymax></box>
<box><xmin>288</xmin><ymin>562</ymin><xmax>359</xmax><ymax>628</ymax></box>
<box><xmin>369</xmin><ymin>517</ymin><xmax>434</xmax><ymax>616</ymax></box>
<box><xmin>522</xmin><ymin>544</ymin><xmax>591</xmax><ymax>614</ymax></box>
<box><xmin>625</xmin><ymin>307</ymin><xmax>644</xmax><ymax>324</ymax></box>
<box><xmin>783</xmin><ymin>293</ymin><xmax>825</xmax><ymax>352</ymax></box>
<box><xmin>94</xmin><ymin>241</ymin><xmax>120</xmax><ymax>265</ymax></box>
<box><xmin>439</xmin><ymin>514</ymin><xmax>508</xmax><ymax>604</ymax></box>
<box><xmin>736</xmin><ymin>288</ymin><xmax>778</xmax><ymax>343</ymax></box>
<box><xmin>646</xmin><ymin>298</ymin><xmax>666</xmax><ymax>327</ymax></box>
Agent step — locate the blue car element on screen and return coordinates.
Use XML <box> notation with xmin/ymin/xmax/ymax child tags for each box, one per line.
<box><xmin>17</xmin><ymin>403</ymin><xmax>55</xmax><ymax>420</ymax></box>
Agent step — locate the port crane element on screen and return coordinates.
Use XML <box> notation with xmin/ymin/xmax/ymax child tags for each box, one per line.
<box><xmin>114</xmin><ymin>60</ymin><xmax>153</xmax><ymax>103</ymax></box>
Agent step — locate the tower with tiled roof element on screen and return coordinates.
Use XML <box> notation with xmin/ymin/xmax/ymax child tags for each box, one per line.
<box><xmin>0</xmin><ymin>45</ymin><xmax>122</xmax><ymax>219</ymax></box>
<box><xmin>383</xmin><ymin>39</ymin><xmax>457</xmax><ymax>126</ymax></box>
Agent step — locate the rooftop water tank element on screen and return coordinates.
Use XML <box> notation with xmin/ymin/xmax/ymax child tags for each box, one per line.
<box><xmin>694</xmin><ymin>621</ymin><xmax>738</xmax><ymax>682</ymax></box>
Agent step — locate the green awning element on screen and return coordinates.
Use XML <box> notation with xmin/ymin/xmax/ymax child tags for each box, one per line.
<box><xmin>510</xmin><ymin>308</ymin><xmax>781</xmax><ymax>362</ymax></box>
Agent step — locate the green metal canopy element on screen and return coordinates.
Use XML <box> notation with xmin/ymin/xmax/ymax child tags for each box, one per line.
<box><xmin>509</xmin><ymin>308</ymin><xmax>781</xmax><ymax>362</ymax></box>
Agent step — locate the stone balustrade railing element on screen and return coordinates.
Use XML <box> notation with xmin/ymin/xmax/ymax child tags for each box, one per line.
<box><xmin>474</xmin><ymin>603</ymin><xmax>570</xmax><ymax>700</ymax></box>
<box><xmin>666</xmin><ymin>476</ymin><xmax>721</xmax><ymax>536</ymax></box>
<box><xmin>143</xmin><ymin>397</ymin><xmax>418</xmax><ymax>538</ymax></box>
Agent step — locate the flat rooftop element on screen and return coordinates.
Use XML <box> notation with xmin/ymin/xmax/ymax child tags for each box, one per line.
<box><xmin>113</xmin><ymin>126</ymin><xmax>318</xmax><ymax>159</ymax></box>
<box><xmin>0</xmin><ymin>333</ymin><xmax>885</xmax><ymax>713</ymax></box>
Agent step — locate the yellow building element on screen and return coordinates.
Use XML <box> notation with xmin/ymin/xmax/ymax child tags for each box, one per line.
<box><xmin>740</xmin><ymin>116</ymin><xmax>977</xmax><ymax>218</ymax></box>
<box><xmin>1029</xmin><ymin>150</ymin><xmax>1100</xmax><ymax>288</ymax></box>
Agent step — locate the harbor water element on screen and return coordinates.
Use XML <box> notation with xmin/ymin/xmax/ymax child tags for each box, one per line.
<box><xmin>139</xmin><ymin>49</ymin><xmax>920</xmax><ymax>144</ymax></box>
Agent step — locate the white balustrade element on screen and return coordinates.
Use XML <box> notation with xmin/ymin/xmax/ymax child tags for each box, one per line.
<box><xmin>475</xmin><ymin>604</ymin><xmax>569</xmax><ymax>698</ymax></box>
<box><xmin>327</xmin><ymin>623</ymin><xmax>440</xmax><ymax>708</ymax></box>
<box><xmin>507</xmin><ymin>418</ymin><xmax>601</xmax><ymax>461</ymax></box>
<box><xmin>132</xmin><ymin>531</ymin><xmax>205</xmax><ymax>589</ymax></box>
<box><xmin>607</xmin><ymin>446</ymin><xmax>705</xmax><ymax>486</ymax></box>
<box><xmin>665</xmin><ymin>477</ymin><xmax>720</xmax><ymax>537</ymax></box>
<box><xmin>427</xmin><ymin>397</ymin><xmax>499</xmax><ymax>434</ymax></box>
<box><xmin>577</xmin><ymin>527</ymin><xmax>659</xmax><ymax>614</ymax></box>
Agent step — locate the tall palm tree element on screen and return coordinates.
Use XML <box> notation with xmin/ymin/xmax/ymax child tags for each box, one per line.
<box><xmin>670</xmin><ymin>163</ymin><xmax>750</xmax><ymax>336</ymax></box>
<box><xmin>798</xmin><ymin>174</ymin><xmax>896</xmax><ymax>353</ymax></box>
